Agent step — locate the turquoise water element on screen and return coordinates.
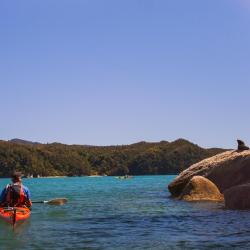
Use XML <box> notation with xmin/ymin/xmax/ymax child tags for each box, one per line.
<box><xmin>0</xmin><ymin>176</ymin><xmax>250</xmax><ymax>249</ymax></box>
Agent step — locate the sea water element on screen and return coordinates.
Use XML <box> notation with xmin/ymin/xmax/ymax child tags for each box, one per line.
<box><xmin>0</xmin><ymin>176</ymin><xmax>250</xmax><ymax>250</ymax></box>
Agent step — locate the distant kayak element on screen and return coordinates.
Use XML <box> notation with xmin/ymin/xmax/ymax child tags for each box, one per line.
<box><xmin>0</xmin><ymin>207</ymin><xmax>30</xmax><ymax>227</ymax></box>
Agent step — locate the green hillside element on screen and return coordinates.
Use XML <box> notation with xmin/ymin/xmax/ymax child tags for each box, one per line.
<box><xmin>0</xmin><ymin>139</ymin><xmax>226</xmax><ymax>177</ymax></box>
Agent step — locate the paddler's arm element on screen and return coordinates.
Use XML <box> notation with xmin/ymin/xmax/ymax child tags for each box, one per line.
<box><xmin>0</xmin><ymin>187</ymin><xmax>7</xmax><ymax>206</ymax></box>
<box><xmin>23</xmin><ymin>186</ymin><xmax>32</xmax><ymax>208</ymax></box>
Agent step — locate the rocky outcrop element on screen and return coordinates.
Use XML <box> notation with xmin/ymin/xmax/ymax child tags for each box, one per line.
<box><xmin>179</xmin><ymin>176</ymin><xmax>224</xmax><ymax>201</ymax></box>
<box><xmin>224</xmin><ymin>183</ymin><xmax>250</xmax><ymax>210</ymax></box>
<box><xmin>168</xmin><ymin>150</ymin><xmax>250</xmax><ymax>197</ymax></box>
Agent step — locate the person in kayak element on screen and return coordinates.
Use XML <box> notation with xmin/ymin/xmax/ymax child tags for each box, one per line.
<box><xmin>0</xmin><ymin>171</ymin><xmax>32</xmax><ymax>209</ymax></box>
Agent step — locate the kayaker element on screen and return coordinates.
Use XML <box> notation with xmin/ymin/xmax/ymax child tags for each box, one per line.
<box><xmin>0</xmin><ymin>171</ymin><xmax>32</xmax><ymax>209</ymax></box>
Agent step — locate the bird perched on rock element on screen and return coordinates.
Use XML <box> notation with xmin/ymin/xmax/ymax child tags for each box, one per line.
<box><xmin>237</xmin><ymin>139</ymin><xmax>249</xmax><ymax>151</ymax></box>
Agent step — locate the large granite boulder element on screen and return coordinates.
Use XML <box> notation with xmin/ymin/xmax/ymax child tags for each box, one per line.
<box><xmin>179</xmin><ymin>176</ymin><xmax>224</xmax><ymax>201</ymax></box>
<box><xmin>168</xmin><ymin>150</ymin><xmax>250</xmax><ymax>197</ymax></box>
<box><xmin>224</xmin><ymin>183</ymin><xmax>250</xmax><ymax>210</ymax></box>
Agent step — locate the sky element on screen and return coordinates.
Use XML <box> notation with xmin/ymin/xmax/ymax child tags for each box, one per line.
<box><xmin>0</xmin><ymin>0</ymin><xmax>249</xmax><ymax>148</ymax></box>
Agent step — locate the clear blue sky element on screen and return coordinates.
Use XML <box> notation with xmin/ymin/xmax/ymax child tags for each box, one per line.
<box><xmin>0</xmin><ymin>0</ymin><xmax>249</xmax><ymax>148</ymax></box>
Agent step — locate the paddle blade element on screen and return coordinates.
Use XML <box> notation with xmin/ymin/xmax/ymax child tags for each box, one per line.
<box><xmin>46</xmin><ymin>198</ymin><xmax>68</xmax><ymax>205</ymax></box>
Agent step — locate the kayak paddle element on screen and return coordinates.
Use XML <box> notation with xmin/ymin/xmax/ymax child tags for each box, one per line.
<box><xmin>33</xmin><ymin>198</ymin><xmax>68</xmax><ymax>205</ymax></box>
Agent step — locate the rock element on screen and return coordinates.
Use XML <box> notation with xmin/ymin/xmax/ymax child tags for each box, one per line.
<box><xmin>237</xmin><ymin>139</ymin><xmax>249</xmax><ymax>151</ymax></box>
<box><xmin>179</xmin><ymin>176</ymin><xmax>224</xmax><ymax>202</ymax></box>
<box><xmin>224</xmin><ymin>184</ymin><xmax>250</xmax><ymax>210</ymax></box>
<box><xmin>168</xmin><ymin>150</ymin><xmax>250</xmax><ymax>197</ymax></box>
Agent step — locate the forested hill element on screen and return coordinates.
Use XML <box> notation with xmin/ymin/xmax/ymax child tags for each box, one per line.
<box><xmin>0</xmin><ymin>139</ymin><xmax>226</xmax><ymax>177</ymax></box>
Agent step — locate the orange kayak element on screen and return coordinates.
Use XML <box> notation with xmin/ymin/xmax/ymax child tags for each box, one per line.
<box><xmin>0</xmin><ymin>207</ymin><xmax>30</xmax><ymax>227</ymax></box>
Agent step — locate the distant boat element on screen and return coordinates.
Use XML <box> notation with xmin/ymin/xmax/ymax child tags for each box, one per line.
<box><xmin>115</xmin><ymin>175</ymin><xmax>133</xmax><ymax>180</ymax></box>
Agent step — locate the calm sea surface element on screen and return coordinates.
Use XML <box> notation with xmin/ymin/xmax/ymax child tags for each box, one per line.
<box><xmin>0</xmin><ymin>176</ymin><xmax>250</xmax><ymax>250</ymax></box>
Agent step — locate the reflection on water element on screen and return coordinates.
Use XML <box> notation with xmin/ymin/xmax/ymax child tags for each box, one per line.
<box><xmin>0</xmin><ymin>176</ymin><xmax>250</xmax><ymax>249</ymax></box>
